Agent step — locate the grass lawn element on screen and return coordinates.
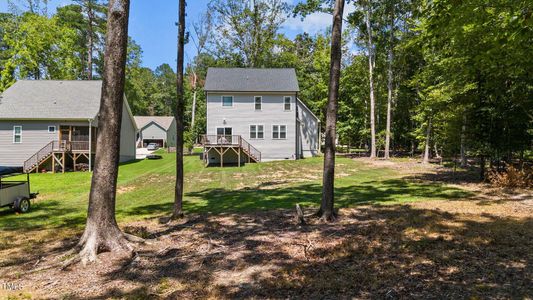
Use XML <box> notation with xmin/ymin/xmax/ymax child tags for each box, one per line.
<box><xmin>1</xmin><ymin>153</ymin><xmax>532</xmax><ymax>299</ymax></box>
<box><xmin>0</xmin><ymin>152</ymin><xmax>469</xmax><ymax>233</ymax></box>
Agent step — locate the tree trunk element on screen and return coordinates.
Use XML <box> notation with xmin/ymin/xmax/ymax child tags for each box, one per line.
<box><xmin>317</xmin><ymin>0</ymin><xmax>344</xmax><ymax>222</ymax></box>
<box><xmin>172</xmin><ymin>0</ymin><xmax>186</xmax><ymax>218</ymax></box>
<box><xmin>365</xmin><ymin>1</ymin><xmax>377</xmax><ymax>159</ymax></box>
<box><xmin>423</xmin><ymin>116</ymin><xmax>432</xmax><ymax>164</ymax></box>
<box><xmin>86</xmin><ymin>1</ymin><xmax>94</xmax><ymax>80</ymax></box>
<box><xmin>76</xmin><ymin>0</ymin><xmax>131</xmax><ymax>264</ymax></box>
<box><xmin>384</xmin><ymin>10</ymin><xmax>394</xmax><ymax>160</ymax></box>
<box><xmin>460</xmin><ymin>114</ymin><xmax>467</xmax><ymax>167</ymax></box>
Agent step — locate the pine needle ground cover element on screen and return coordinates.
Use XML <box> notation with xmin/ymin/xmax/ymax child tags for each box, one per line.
<box><xmin>1</xmin><ymin>154</ymin><xmax>531</xmax><ymax>298</ymax></box>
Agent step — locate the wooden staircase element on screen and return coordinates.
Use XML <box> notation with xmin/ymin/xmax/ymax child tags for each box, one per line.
<box><xmin>23</xmin><ymin>141</ymin><xmax>58</xmax><ymax>173</ymax></box>
<box><xmin>200</xmin><ymin>135</ymin><xmax>261</xmax><ymax>166</ymax></box>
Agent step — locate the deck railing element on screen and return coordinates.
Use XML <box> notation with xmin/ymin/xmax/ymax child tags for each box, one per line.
<box><xmin>200</xmin><ymin>135</ymin><xmax>261</xmax><ymax>161</ymax></box>
<box><xmin>23</xmin><ymin>140</ymin><xmax>96</xmax><ymax>172</ymax></box>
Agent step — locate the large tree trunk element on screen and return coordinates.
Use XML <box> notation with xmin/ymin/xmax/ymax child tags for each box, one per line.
<box><xmin>75</xmin><ymin>0</ymin><xmax>131</xmax><ymax>264</ymax></box>
<box><xmin>460</xmin><ymin>114</ymin><xmax>467</xmax><ymax>167</ymax></box>
<box><xmin>384</xmin><ymin>9</ymin><xmax>394</xmax><ymax>160</ymax></box>
<box><xmin>365</xmin><ymin>2</ymin><xmax>377</xmax><ymax>159</ymax></box>
<box><xmin>173</xmin><ymin>0</ymin><xmax>186</xmax><ymax>218</ymax></box>
<box><xmin>317</xmin><ymin>0</ymin><xmax>344</xmax><ymax>222</ymax></box>
<box><xmin>423</xmin><ymin>116</ymin><xmax>432</xmax><ymax>164</ymax></box>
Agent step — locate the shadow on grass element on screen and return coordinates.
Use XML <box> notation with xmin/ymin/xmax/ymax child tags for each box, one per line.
<box><xmin>126</xmin><ymin>179</ymin><xmax>472</xmax><ymax>217</ymax></box>
<box><xmin>91</xmin><ymin>205</ymin><xmax>532</xmax><ymax>299</ymax></box>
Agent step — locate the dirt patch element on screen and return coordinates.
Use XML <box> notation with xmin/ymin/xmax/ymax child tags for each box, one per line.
<box><xmin>2</xmin><ymin>199</ymin><xmax>532</xmax><ymax>299</ymax></box>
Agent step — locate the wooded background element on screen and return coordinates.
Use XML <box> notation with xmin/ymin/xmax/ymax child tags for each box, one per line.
<box><xmin>1</xmin><ymin>0</ymin><xmax>531</xmax><ymax>166</ymax></box>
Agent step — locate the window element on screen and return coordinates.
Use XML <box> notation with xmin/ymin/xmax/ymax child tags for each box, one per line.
<box><xmin>250</xmin><ymin>125</ymin><xmax>264</xmax><ymax>139</ymax></box>
<box><xmin>222</xmin><ymin>96</ymin><xmax>233</xmax><ymax>107</ymax></box>
<box><xmin>254</xmin><ymin>96</ymin><xmax>262</xmax><ymax>110</ymax></box>
<box><xmin>48</xmin><ymin>126</ymin><xmax>56</xmax><ymax>133</ymax></box>
<box><xmin>13</xmin><ymin>126</ymin><xmax>22</xmax><ymax>143</ymax></box>
<box><xmin>272</xmin><ymin>125</ymin><xmax>287</xmax><ymax>139</ymax></box>
<box><xmin>284</xmin><ymin>96</ymin><xmax>292</xmax><ymax>111</ymax></box>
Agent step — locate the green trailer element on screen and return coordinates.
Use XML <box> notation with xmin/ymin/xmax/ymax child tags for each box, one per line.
<box><xmin>0</xmin><ymin>167</ymin><xmax>38</xmax><ymax>213</ymax></box>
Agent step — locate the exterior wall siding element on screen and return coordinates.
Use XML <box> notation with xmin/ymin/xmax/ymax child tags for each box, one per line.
<box><xmin>207</xmin><ymin>92</ymin><xmax>298</xmax><ymax>161</ymax></box>
<box><xmin>119</xmin><ymin>101</ymin><xmax>137</xmax><ymax>162</ymax></box>
<box><xmin>166</xmin><ymin>119</ymin><xmax>177</xmax><ymax>147</ymax></box>
<box><xmin>297</xmin><ymin>100</ymin><xmax>320</xmax><ymax>158</ymax></box>
<box><xmin>140</xmin><ymin>123</ymin><xmax>167</xmax><ymax>144</ymax></box>
<box><xmin>0</xmin><ymin>120</ymin><xmax>84</xmax><ymax>167</ymax></box>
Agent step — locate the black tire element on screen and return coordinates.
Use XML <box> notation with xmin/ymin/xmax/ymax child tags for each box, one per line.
<box><xmin>14</xmin><ymin>197</ymin><xmax>30</xmax><ymax>213</ymax></box>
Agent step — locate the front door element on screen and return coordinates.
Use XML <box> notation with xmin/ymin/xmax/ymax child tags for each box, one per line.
<box><xmin>216</xmin><ymin>127</ymin><xmax>232</xmax><ymax>144</ymax></box>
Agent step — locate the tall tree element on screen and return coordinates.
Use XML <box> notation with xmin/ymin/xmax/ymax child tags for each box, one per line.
<box><xmin>318</xmin><ymin>0</ymin><xmax>344</xmax><ymax>221</ymax></box>
<box><xmin>73</xmin><ymin>0</ymin><xmax>136</xmax><ymax>264</ymax></box>
<box><xmin>364</xmin><ymin>0</ymin><xmax>377</xmax><ymax>158</ymax></box>
<box><xmin>384</xmin><ymin>2</ymin><xmax>395</xmax><ymax>159</ymax></box>
<box><xmin>208</xmin><ymin>0</ymin><xmax>289</xmax><ymax>67</ymax></box>
<box><xmin>172</xmin><ymin>0</ymin><xmax>186</xmax><ymax>218</ymax></box>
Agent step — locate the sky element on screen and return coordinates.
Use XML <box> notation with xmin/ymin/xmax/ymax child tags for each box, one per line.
<box><xmin>0</xmin><ymin>0</ymin><xmax>353</xmax><ymax>70</ymax></box>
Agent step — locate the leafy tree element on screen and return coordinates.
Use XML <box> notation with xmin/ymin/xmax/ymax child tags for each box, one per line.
<box><xmin>0</xmin><ymin>13</ymin><xmax>81</xmax><ymax>90</ymax></box>
<box><xmin>208</xmin><ymin>0</ymin><xmax>290</xmax><ymax>67</ymax></box>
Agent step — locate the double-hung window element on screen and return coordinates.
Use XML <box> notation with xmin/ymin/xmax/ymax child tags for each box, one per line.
<box><xmin>250</xmin><ymin>125</ymin><xmax>264</xmax><ymax>139</ymax></box>
<box><xmin>284</xmin><ymin>96</ymin><xmax>291</xmax><ymax>111</ymax></box>
<box><xmin>254</xmin><ymin>96</ymin><xmax>262</xmax><ymax>110</ymax></box>
<box><xmin>222</xmin><ymin>95</ymin><xmax>233</xmax><ymax>107</ymax></box>
<box><xmin>272</xmin><ymin>125</ymin><xmax>287</xmax><ymax>139</ymax></box>
<box><xmin>13</xmin><ymin>126</ymin><xmax>22</xmax><ymax>143</ymax></box>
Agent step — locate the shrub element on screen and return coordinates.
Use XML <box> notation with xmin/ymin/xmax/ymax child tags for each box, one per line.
<box><xmin>486</xmin><ymin>164</ymin><xmax>533</xmax><ymax>189</ymax></box>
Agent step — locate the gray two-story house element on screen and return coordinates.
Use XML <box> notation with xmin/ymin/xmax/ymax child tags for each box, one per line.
<box><xmin>203</xmin><ymin>68</ymin><xmax>320</xmax><ymax>166</ymax></box>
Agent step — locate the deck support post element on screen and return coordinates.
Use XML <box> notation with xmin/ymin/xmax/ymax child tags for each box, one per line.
<box><xmin>62</xmin><ymin>152</ymin><xmax>65</xmax><ymax>174</ymax></box>
<box><xmin>238</xmin><ymin>147</ymin><xmax>241</xmax><ymax>167</ymax></box>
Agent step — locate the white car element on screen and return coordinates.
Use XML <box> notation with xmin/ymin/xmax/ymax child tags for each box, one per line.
<box><xmin>147</xmin><ymin>143</ymin><xmax>159</xmax><ymax>151</ymax></box>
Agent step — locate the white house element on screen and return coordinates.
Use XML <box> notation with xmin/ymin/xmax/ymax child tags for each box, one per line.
<box><xmin>134</xmin><ymin>116</ymin><xmax>176</xmax><ymax>148</ymax></box>
<box><xmin>0</xmin><ymin>80</ymin><xmax>137</xmax><ymax>173</ymax></box>
<box><xmin>202</xmin><ymin>68</ymin><xmax>320</xmax><ymax>166</ymax></box>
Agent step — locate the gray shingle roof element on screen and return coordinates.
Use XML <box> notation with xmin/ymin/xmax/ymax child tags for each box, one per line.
<box><xmin>0</xmin><ymin>80</ymin><xmax>102</xmax><ymax>120</ymax></box>
<box><xmin>134</xmin><ymin>116</ymin><xmax>175</xmax><ymax>131</ymax></box>
<box><xmin>204</xmin><ymin>68</ymin><xmax>300</xmax><ymax>92</ymax></box>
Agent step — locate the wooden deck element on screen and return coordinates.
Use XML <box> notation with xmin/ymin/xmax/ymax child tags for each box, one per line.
<box><xmin>201</xmin><ymin>135</ymin><xmax>261</xmax><ymax>167</ymax></box>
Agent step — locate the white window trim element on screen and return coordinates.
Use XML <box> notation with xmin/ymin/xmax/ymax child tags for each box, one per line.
<box><xmin>254</xmin><ymin>96</ymin><xmax>262</xmax><ymax>111</ymax></box>
<box><xmin>221</xmin><ymin>95</ymin><xmax>234</xmax><ymax>108</ymax></box>
<box><xmin>13</xmin><ymin>125</ymin><xmax>22</xmax><ymax>144</ymax></box>
<box><xmin>283</xmin><ymin>96</ymin><xmax>292</xmax><ymax>111</ymax></box>
<box><xmin>249</xmin><ymin>124</ymin><xmax>264</xmax><ymax>140</ymax></box>
<box><xmin>272</xmin><ymin>124</ymin><xmax>287</xmax><ymax>140</ymax></box>
<box><xmin>48</xmin><ymin>125</ymin><xmax>57</xmax><ymax>133</ymax></box>
<box><xmin>216</xmin><ymin>127</ymin><xmax>232</xmax><ymax>136</ymax></box>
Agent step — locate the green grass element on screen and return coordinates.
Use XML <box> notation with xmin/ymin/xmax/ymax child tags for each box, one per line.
<box><xmin>0</xmin><ymin>153</ymin><xmax>471</xmax><ymax>232</ymax></box>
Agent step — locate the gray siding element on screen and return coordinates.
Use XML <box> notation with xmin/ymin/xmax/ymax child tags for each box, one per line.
<box><xmin>0</xmin><ymin>120</ymin><xmax>84</xmax><ymax>167</ymax></box>
<box><xmin>140</xmin><ymin>123</ymin><xmax>167</xmax><ymax>143</ymax></box>
<box><xmin>207</xmin><ymin>92</ymin><xmax>298</xmax><ymax>161</ymax></box>
<box><xmin>119</xmin><ymin>101</ymin><xmax>137</xmax><ymax>162</ymax></box>
<box><xmin>297</xmin><ymin>100</ymin><xmax>320</xmax><ymax>158</ymax></box>
<box><xmin>166</xmin><ymin>119</ymin><xmax>177</xmax><ymax>147</ymax></box>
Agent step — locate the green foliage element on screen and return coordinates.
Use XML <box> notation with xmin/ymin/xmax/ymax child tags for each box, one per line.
<box><xmin>0</xmin><ymin>13</ymin><xmax>81</xmax><ymax>91</ymax></box>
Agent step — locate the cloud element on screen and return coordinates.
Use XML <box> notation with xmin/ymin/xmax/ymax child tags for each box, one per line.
<box><xmin>282</xmin><ymin>2</ymin><xmax>355</xmax><ymax>35</ymax></box>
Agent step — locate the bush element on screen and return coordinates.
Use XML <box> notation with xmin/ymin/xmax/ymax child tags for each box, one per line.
<box><xmin>486</xmin><ymin>164</ymin><xmax>533</xmax><ymax>189</ymax></box>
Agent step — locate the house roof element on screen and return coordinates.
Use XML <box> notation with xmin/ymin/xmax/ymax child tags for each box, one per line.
<box><xmin>0</xmin><ymin>80</ymin><xmax>103</xmax><ymax>120</ymax></box>
<box><xmin>134</xmin><ymin>116</ymin><xmax>175</xmax><ymax>131</ymax></box>
<box><xmin>204</xmin><ymin>68</ymin><xmax>300</xmax><ymax>92</ymax></box>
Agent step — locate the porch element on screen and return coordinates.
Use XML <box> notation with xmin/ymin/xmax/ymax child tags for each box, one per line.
<box><xmin>23</xmin><ymin>125</ymin><xmax>97</xmax><ymax>173</ymax></box>
<box><xmin>201</xmin><ymin>135</ymin><xmax>261</xmax><ymax>167</ymax></box>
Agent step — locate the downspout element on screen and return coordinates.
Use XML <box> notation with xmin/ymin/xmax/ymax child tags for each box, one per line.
<box><xmin>88</xmin><ymin>118</ymin><xmax>93</xmax><ymax>172</ymax></box>
<box><xmin>295</xmin><ymin>92</ymin><xmax>299</xmax><ymax>159</ymax></box>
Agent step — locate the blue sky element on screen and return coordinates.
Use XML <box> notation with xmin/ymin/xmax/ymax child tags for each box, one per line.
<box><xmin>0</xmin><ymin>0</ymin><xmax>352</xmax><ymax>70</ymax></box>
